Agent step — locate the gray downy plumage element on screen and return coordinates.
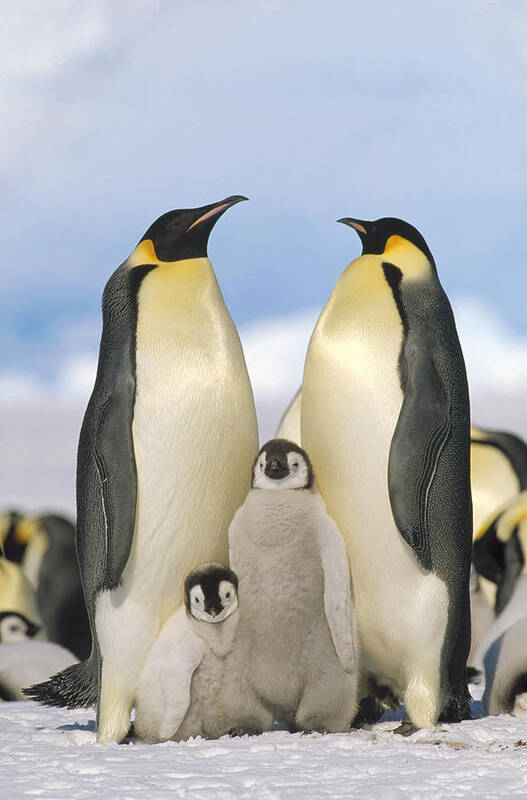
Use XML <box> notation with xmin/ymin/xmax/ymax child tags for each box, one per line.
<box><xmin>226</xmin><ymin>442</ymin><xmax>358</xmax><ymax>734</ymax></box>
<box><xmin>134</xmin><ymin>564</ymin><xmax>273</xmax><ymax>743</ymax></box>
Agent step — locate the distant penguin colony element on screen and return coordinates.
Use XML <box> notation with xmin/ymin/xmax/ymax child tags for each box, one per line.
<box><xmin>0</xmin><ymin>558</ymin><xmax>43</xmax><ymax>639</ymax></box>
<box><xmin>302</xmin><ymin>217</ymin><xmax>472</xmax><ymax>731</ymax></box>
<box><xmin>26</xmin><ymin>197</ymin><xmax>258</xmax><ymax>743</ymax></box>
<box><xmin>21</xmin><ymin>199</ymin><xmax>527</xmax><ymax>743</ymax></box>
<box><xmin>0</xmin><ymin>513</ymin><xmax>90</xmax><ymax>660</ymax></box>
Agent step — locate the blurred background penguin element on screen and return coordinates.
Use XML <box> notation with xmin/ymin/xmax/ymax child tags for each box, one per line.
<box><xmin>0</xmin><ymin>511</ymin><xmax>90</xmax><ymax>660</ymax></box>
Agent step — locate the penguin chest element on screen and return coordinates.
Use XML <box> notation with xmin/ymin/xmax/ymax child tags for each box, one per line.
<box><xmin>232</xmin><ymin>495</ymin><xmax>326</xmax><ymax>707</ymax></box>
<box><xmin>303</xmin><ymin>272</ymin><xmax>405</xmax><ymax>549</ymax></box>
<box><xmin>303</xmin><ymin>270</ymin><xmax>447</xmax><ymax>682</ymax></box>
<box><xmin>122</xmin><ymin>268</ymin><xmax>256</xmax><ymax>618</ymax></box>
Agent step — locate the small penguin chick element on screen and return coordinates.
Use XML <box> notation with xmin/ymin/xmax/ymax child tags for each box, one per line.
<box><xmin>0</xmin><ymin>612</ymin><xmax>40</xmax><ymax>643</ymax></box>
<box><xmin>134</xmin><ymin>563</ymin><xmax>246</xmax><ymax>744</ymax></box>
<box><xmin>252</xmin><ymin>439</ymin><xmax>313</xmax><ymax>490</ymax></box>
<box><xmin>184</xmin><ymin>564</ymin><xmax>239</xmax><ymax>624</ymax></box>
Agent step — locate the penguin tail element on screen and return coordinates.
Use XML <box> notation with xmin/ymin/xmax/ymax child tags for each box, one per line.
<box><xmin>23</xmin><ymin>653</ymin><xmax>98</xmax><ymax>709</ymax></box>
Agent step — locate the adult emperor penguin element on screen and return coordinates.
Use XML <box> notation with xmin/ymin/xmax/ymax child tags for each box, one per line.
<box><xmin>134</xmin><ymin>563</ymin><xmax>271</xmax><ymax>742</ymax></box>
<box><xmin>302</xmin><ymin>217</ymin><xmax>472</xmax><ymax>731</ymax></box>
<box><xmin>227</xmin><ymin>439</ymin><xmax>359</xmax><ymax>733</ymax></box>
<box><xmin>26</xmin><ymin>197</ymin><xmax>258</xmax><ymax>743</ymax></box>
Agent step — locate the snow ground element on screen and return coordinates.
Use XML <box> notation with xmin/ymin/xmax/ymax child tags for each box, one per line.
<box><xmin>1</xmin><ymin>692</ymin><xmax>527</xmax><ymax>800</ymax></box>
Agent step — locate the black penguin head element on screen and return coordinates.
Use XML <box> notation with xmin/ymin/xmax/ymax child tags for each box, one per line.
<box><xmin>337</xmin><ymin>216</ymin><xmax>436</xmax><ymax>268</ymax></box>
<box><xmin>137</xmin><ymin>195</ymin><xmax>248</xmax><ymax>262</ymax></box>
<box><xmin>252</xmin><ymin>439</ymin><xmax>314</xmax><ymax>490</ymax></box>
<box><xmin>0</xmin><ymin>612</ymin><xmax>40</xmax><ymax>643</ymax></box>
<box><xmin>184</xmin><ymin>563</ymin><xmax>239</xmax><ymax>623</ymax></box>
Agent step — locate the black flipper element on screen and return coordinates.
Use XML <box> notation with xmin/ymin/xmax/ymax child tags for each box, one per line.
<box><xmin>26</xmin><ymin>264</ymin><xmax>155</xmax><ymax>712</ymax></box>
<box><xmin>388</xmin><ymin>338</ymin><xmax>451</xmax><ymax>571</ymax></box>
<box><xmin>76</xmin><ymin>264</ymin><xmax>154</xmax><ymax>595</ymax></box>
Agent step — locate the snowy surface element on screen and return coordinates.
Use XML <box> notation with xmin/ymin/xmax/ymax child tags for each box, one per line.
<box><xmin>2</xmin><ymin>692</ymin><xmax>527</xmax><ymax>799</ymax></box>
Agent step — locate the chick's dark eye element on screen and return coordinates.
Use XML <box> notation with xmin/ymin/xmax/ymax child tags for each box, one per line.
<box><xmin>293</xmin><ymin>462</ymin><xmax>299</xmax><ymax>468</ymax></box>
<box><xmin>194</xmin><ymin>597</ymin><xmax>200</xmax><ymax>603</ymax></box>
<box><xmin>225</xmin><ymin>592</ymin><xmax>230</xmax><ymax>599</ymax></box>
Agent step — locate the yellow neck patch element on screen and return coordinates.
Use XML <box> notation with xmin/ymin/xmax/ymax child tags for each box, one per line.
<box><xmin>127</xmin><ymin>239</ymin><xmax>160</xmax><ymax>268</ymax></box>
<box><xmin>126</xmin><ymin>240</ymin><xmax>212</xmax><ymax>288</ymax></box>
<box><xmin>382</xmin><ymin>235</ymin><xmax>431</xmax><ymax>281</ymax></box>
<box><xmin>14</xmin><ymin>517</ymin><xmax>40</xmax><ymax>546</ymax></box>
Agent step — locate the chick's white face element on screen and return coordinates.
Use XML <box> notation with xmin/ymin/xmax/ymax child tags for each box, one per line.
<box><xmin>189</xmin><ymin>580</ymin><xmax>238</xmax><ymax>623</ymax></box>
<box><xmin>0</xmin><ymin>614</ymin><xmax>32</xmax><ymax>643</ymax></box>
<box><xmin>253</xmin><ymin>450</ymin><xmax>310</xmax><ymax>490</ymax></box>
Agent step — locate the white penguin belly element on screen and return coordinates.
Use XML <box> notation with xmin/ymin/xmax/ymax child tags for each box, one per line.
<box><xmin>303</xmin><ymin>283</ymin><xmax>448</xmax><ymax>696</ymax></box>
<box><xmin>95</xmin><ymin>263</ymin><xmax>257</xmax><ymax>684</ymax></box>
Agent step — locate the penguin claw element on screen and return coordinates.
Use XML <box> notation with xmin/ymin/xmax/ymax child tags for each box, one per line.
<box><xmin>393</xmin><ymin>721</ymin><xmax>419</xmax><ymax>736</ymax></box>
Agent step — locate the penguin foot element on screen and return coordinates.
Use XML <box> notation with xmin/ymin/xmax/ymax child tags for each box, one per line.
<box><xmin>369</xmin><ymin>680</ymin><xmax>399</xmax><ymax>712</ymax></box>
<box><xmin>228</xmin><ymin>727</ymin><xmax>262</xmax><ymax>738</ymax></box>
<box><xmin>287</xmin><ymin>723</ymin><xmax>301</xmax><ymax>734</ymax></box>
<box><xmin>352</xmin><ymin>696</ymin><xmax>384</xmax><ymax>727</ymax></box>
<box><xmin>392</xmin><ymin>721</ymin><xmax>418</xmax><ymax>737</ymax></box>
<box><xmin>439</xmin><ymin>693</ymin><xmax>472</xmax><ymax>723</ymax></box>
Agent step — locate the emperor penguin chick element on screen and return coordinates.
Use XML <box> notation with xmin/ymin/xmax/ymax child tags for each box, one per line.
<box><xmin>227</xmin><ymin>439</ymin><xmax>359</xmax><ymax>734</ymax></box>
<box><xmin>134</xmin><ymin>564</ymin><xmax>272</xmax><ymax>742</ymax></box>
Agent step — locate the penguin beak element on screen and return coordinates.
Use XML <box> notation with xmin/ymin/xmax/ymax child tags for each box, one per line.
<box><xmin>337</xmin><ymin>218</ymin><xmax>368</xmax><ymax>236</ymax></box>
<box><xmin>187</xmin><ymin>195</ymin><xmax>248</xmax><ymax>232</ymax></box>
<box><xmin>265</xmin><ymin>459</ymin><xmax>289</xmax><ymax>480</ymax></box>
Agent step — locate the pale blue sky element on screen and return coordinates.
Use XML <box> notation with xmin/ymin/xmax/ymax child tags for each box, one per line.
<box><xmin>2</xmin><ymin>0</ymin><xmax>527</xmax><ymax>384</ymax></box>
